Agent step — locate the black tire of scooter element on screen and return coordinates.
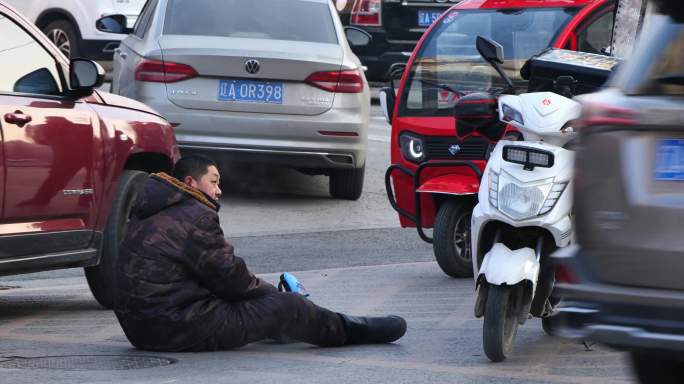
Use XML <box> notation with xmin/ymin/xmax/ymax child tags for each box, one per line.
<box><xmin>433</xmin><ymin>200</ymin><xmax>474</xmax><ymax>278</ymax></box>
<box><xmin>483</xmin><ymin>284</ymin><xmax>520</xmax><ymax>362</ymax></box>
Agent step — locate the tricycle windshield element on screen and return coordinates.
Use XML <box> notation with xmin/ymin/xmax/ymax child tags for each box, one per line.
<box><xmin>400</xmin><ymin>7</ymin><xmax>579</xmax><ymax>117</ymax></box>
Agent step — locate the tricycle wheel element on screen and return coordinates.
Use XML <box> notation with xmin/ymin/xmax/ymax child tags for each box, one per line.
<box><xmin>483</xmin><ymin>284</ymin><xmax>520</xmax><ymax>362</ymax></box>
<box><xmin>433</xmin><ymin>200</ymin><xmax>473</xmax><ymax>278</ymax></box>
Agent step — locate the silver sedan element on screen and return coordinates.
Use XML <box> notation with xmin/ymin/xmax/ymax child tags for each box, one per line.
<box><xmin>102</xmin><ymin>0</ymin><xmax>371</xmax><ymax>200</ymax></box>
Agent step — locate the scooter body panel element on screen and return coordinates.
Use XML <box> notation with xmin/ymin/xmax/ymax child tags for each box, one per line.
<box><xmin>478</xmin><ymin>243</ymin><xmax>539</xmax><ymax>287</ymax></box>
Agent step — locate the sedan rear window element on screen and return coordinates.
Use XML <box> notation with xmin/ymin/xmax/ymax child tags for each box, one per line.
<box><xmin>163</xmin><ymin>0</ymin><xmax>338</xmax><ymax>44</ymax></box>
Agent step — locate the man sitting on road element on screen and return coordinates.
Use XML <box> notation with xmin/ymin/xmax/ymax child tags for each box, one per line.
<box><xmin>113</xmin><ymin>155</ymin><xmax>406</xmax><ymax>351</ymax></box>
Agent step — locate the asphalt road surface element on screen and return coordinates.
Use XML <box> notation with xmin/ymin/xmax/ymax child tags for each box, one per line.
<box><xmin>0</xmin><ymin>105</ymin><xmax>636</xmax><ymax>383</ymax></box>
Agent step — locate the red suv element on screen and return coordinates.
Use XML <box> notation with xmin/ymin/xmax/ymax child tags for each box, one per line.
<box><xmin>0</xmin><ymin>2</ymin><xmax>180</xmax><ymax>309</ymax></box>
<box><xmin>383</xmin><ymin>0</ymin><xmax>615</xmax><ymax>278</ymax></box>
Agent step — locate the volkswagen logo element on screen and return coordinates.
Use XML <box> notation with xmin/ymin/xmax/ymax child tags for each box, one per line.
<box><xmin>448</xmin><ymin>144</ymin><xmax>461</xmax><ymax>155</ymax></box>
<box><xmin>245</xmin><ymin>59</ymin><xmax>260</xmax><ymax>74</ymax></box>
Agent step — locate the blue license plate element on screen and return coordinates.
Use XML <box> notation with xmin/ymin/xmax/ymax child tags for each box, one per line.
<box><xmin>217</xmin><ymin>79</ymin><xmax>283</xmax><ymax>104</ymax></box>
<box><xmin>418</xmin><ymin>10</ymin><xmax>442</xmax><ymax>27</ymax></box>
<box><xmin>655</xmin><ymin>139</ymin><xmax>684</xmax><ymax>181</ymax></box>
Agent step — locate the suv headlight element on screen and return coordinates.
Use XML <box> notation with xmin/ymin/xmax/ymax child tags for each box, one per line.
<box><xmin>495</xmin><ymin>171</ymin><xmax>566</xmax><ymax>220</ymax></box>
<box><xmin>399</xmin><ymin>133</ymin><xmax>425</xmax><ymax>163</ymax></box>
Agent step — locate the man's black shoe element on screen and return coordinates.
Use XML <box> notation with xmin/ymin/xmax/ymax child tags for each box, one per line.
<box><xmin>338</xmin><ymin>314</ymin><xmax>407</xmax><ymax>345</ymax></box>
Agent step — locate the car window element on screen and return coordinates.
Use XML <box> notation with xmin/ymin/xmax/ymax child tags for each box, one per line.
<box><xmin>577</xmin><ymin>10</ymin><xmax>614</xmax><ymax>54</ymax></box>
<box><xmin>624</xmin><ymin>24</ymin><xmax>684</xmax><ymax>96</ymax></box>
<box><xmin>133</xmin><ymin>0</ymin><xmax>158</xmax><ymax>38</ymax></box>
<box><xmin>0</xmin><ymin>13</ymin><xmax>62</xmax><ymax>96</ymax></box>
<box><xmin>400</xmin><ymin>8</ymin><xmax>578</xmax><ymax>117</ymax></box>
<box><xmin>163</xmin><ymin>0</ymin><xmax>338</xmax><ymax>44</ymax></box>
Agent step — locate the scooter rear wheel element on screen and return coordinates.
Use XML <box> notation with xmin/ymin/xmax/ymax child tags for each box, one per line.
<box><xmin>433</xmin><ymin>200</ymin><xmax>474</xmax><ymax>278</ymax></box>
<box><xmin>483</xmin><ymin>284</ymin><xmax>520</xmax><ymax>362</ymax></box>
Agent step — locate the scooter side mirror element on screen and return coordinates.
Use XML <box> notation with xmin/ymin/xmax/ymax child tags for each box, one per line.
<box><xmin>554</xmin><ymin>75</ymin><xmax>577</xmax><ymax>98</ymax></box>
<box><xmin>476</xmin><ymin>36</ymin><xmax>505</xmax><ymax>64</ymax></box>
<box><xmin>476</xmin><ymin>35</ymin><xmax>515</xmax><ymax>94</ymax></box>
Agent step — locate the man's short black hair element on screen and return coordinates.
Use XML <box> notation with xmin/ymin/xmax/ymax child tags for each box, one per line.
<box><xmin>172</xmin><ymin>154</ymin><xmax>218</xmax><ymax>181</ymax></box>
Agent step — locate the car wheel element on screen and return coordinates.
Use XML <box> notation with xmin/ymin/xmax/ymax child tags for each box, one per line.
<box><xmin>44</xmin><ymin>20</ymin><xmax>80</xmax><ymax>59</ymax></box>
<box><xmin>85</xmin><ymin>170</ymin><xmax>147</xmax><ymax>309</ymax></box>
<box><xmin>433</xmin><ymin>200</ymin><xmax>474</xmax><ymax>278</ymax></box>
<box><xmin>631</xmin><ymin>352</ymin><xmax>684</xmax><ymax>384</ymax></box>
<box><xmin>329</xmin><ymin>166</ymin><xmax>364</xmax><ymax>200</ymax></box>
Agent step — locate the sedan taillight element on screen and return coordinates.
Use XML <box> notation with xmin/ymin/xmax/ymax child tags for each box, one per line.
<box><xmin>351</xmin><ymin>0</ymin><xmax>381</xmax><ymax>26</ymax></box>
<box><xmin>135</xmin><ymin>59</ymin><xmax>198</xmax><ymax>83</ymax></box>
<box><xmin>305</xmin><ymin>69</ymin><xmax>364</xmax><ymax>93</ymax></box>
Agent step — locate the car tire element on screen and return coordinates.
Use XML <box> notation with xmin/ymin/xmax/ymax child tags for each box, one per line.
<box><xmin>85</xmin><ymin>170</ymin><xmax>147</xmax><ymax>309</ymax></box>
<box><xmin>631</xmin><ymin>352</ymin><xmax>684</xmax><ymax>384</ymax></box>
<box><xmin>433</xmin><ymin>200</ymin><xmax>474</xmax><ymax>278</ymax></box>
<box><xmin>329</xmin><ymin>166</ymin><xmax>364</xmax><ymax>200</ymax></box>
<box><xmin>43</xmin><ymin>20</ymin><xmax>80</xmax><ymax>59</ymax></box>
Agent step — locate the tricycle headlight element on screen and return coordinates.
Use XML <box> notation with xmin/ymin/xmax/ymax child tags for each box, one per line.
<box><xmin>399</xmin><ymin>133</ymin><xmax>425</xmax><ymax>163</ymax></box>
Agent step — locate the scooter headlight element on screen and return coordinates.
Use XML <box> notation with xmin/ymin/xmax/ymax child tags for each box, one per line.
<box><xmin>399</xmin><ymin>133</ymin><xmax>426</xmax><ymax>163</ymax></box>
<box><xmin>539</xmin><ymin>182</ymin><xmax>568</xmax><ymax>215</ymax></box>
<box><xmin>497</xmin><ymin>171</ymin><xmax>553</xmax><ymax>220</ymax></box>
<box><xmin>488</xmin><ymin>170</ymin><xmax>499</xmax><ymax>208</ymax></box>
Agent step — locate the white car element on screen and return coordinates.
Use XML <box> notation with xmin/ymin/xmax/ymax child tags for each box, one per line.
<box><xmin>3</xmin><ymin>0</ymin><xmax>145</xmax><ymax>59</ymax></box>
<box><xmin>100</xmin><ymin>0</ymin><xmax>372</xmax><ymax>200</ymax></box>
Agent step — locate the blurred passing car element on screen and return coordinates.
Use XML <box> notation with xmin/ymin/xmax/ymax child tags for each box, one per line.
<box><xmin>103</xmin><ymin>0</ymin><xmax>371</xmax><ymax>200</ymax></box>
<box><xmin>335</xmin><ymin>0</ymin><xmax>461</xmax><ymax>81</ymax></box>
<box><xmin>552</xmin><ymin>9</ymin><xmax>684</xmax><ymax>384</ymax></box>
<box><xmin>3</xmin><ymin>0</ymin><xmax>145</xmax><ymax>59</ymax></box>
<box><xmin>0</xmin><ymin>1</ymin><xmax>179</xmax><ymax>309</ymax></box>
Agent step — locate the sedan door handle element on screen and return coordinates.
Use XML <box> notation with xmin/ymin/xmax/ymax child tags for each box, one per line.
<box><xmin>4</xmin><ymin>111</ymin><xmax>32</xmax><ymax>126</ymax></box>
<box><xmin>119</xmin><ymin>51</ymin><xmax>128</xmax><ymax>59</ymax></box>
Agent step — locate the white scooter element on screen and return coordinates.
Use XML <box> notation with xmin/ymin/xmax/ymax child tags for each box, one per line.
<box><xmin>470</xmin><ymin>37</ymin><xmax>581</xmax><ymax>362</ymax></box>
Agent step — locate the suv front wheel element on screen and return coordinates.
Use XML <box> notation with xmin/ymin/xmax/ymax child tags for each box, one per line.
<box><xmin>85</xmin><ymin>170</ymin><xmax>147</xmax><ymax>309</ymax></box>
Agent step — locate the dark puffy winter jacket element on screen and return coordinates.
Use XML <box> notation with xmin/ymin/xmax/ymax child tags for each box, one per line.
<box><xmin>114</xmin><ymin>172</ymin><xmax>276</xmax><ymax>351</ymax></box>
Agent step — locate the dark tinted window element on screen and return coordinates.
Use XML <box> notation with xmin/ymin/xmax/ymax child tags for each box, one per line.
<box><xmin>0</xmin><ymin>14</ymin><xmax>62</xmax><ymax>95</ymax></box>
<box><xmin>577</xmin><ymin>10</ymin><xmax>614</xmax><ymax>54</ymax></box>
<box><xmin>163</xmin><ymin>0</ymin><xmax>338</xmax><ymax>44</ymax></box>
<box><xmin>616</xmin><ymin>18</ymin><xmax>684</xmax><ymax>96</ymax></box>
<box><xmin>133</xmin><ymin>0</ymin><xmax>158</xmax><ymax>38</ymax></box>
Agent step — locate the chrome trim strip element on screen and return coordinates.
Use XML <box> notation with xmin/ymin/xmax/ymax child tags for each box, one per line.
<box><xmin>180</xmin><ymin>145</ymin><xmax>355</xmax><ymax>163</ymax></box>
<box><xmin>558</xmin><ymin>307</ymin><xmax>600</xmax><ymax>314</ymax></box>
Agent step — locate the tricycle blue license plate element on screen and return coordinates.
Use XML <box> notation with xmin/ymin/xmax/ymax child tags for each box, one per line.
<box><xmin>417</xmin><ymin>10</ymin><xmax>442</xmax><ymax>27</ymax></box>
<box><xmin>655</xmin><ymin>139</ymin><xmax>684</xmax><ymax>181</ymax></box>
<box><xmin>218</xmin><ymin>79</ymin><xmax>283</xmax><ymax>104</ymax></box>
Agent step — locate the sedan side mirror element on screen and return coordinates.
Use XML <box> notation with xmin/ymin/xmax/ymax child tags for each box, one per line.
<box><xmin>344</xmin><ymin>26</ymin><xmax>372</xmax><ymax>47</ymax></box>
<box><xmin>379</xmin><ymin>86</ymin><xmax>395</xmax><ymax>124</ymax></box>
<box><xmin>96</xmin><ymin>14</ymin><xmax>132</xmax><ymax>34</ymax></box>
<box><xmin>69</xmin><ymin>59</ymin><xmax>105</xmax><ymax>98</ymax></box>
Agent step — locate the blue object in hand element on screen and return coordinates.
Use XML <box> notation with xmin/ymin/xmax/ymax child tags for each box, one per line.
<box><xmin>279</xmin><ymin>272</ymin><xmax>310</xmax><ymax>297</ymax></box>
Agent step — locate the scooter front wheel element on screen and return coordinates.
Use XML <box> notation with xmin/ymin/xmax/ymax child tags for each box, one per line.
<box><xmin>433</xmin><ymin>200</ymin><xmax>474</xmax><ymax>278</ymax></box>
<box><xmin>483</xmin><ymin>284</ymin><xmax>520</xmax><ymax>362</ymax></box>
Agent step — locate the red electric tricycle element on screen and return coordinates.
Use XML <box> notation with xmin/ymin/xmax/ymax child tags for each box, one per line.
<box><xmin>380</xmin><ymin>0</ymin><xmax>616</xmax><ymax>278</ymax></box>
